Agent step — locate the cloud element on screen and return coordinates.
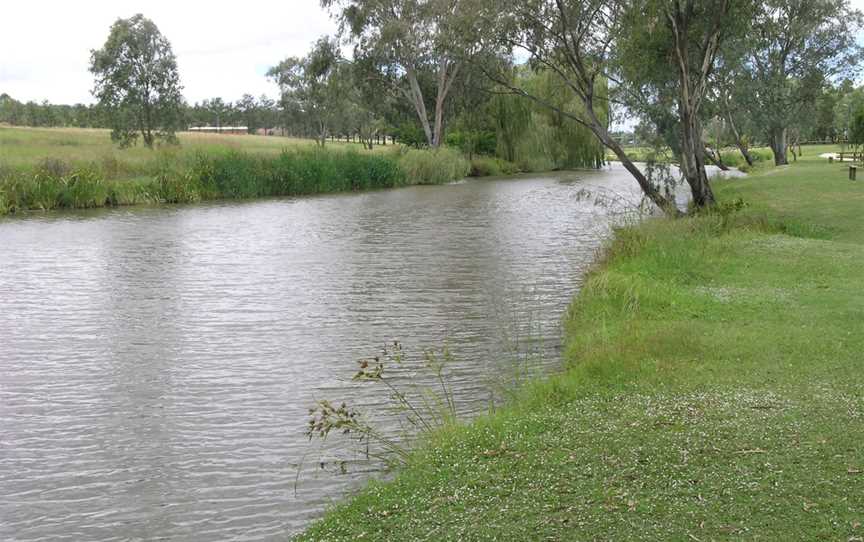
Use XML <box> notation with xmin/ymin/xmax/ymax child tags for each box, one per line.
<box><xmin>3</xmin><ymin>0</ymin><xmax>863</xmax><ymax>106</ymax></box>
<box><xmin>0</xmin><ymin>0</ymin><xmax>337</xmax><ymax>104</ymax></box>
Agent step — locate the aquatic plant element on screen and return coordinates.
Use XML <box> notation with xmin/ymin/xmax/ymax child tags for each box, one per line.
<box><xmin>306</xmin><ymin>341</ymin><xmax>459</xmax><ymax>467</ymax></box>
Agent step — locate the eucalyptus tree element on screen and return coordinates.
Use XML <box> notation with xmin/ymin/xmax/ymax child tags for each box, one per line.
<box><xmin>849</xmin><ymin>107</ymin><xmax>864</xmax><ymax>154</ymax></box>
<box><xmin>616</xmin><ymin>0</ymin><xmax>746</xmax><ymax>207</ymax></box>
<box><xmin>734</xmin><ymin>0</ymin><xmax>863</xmax><ymax>165</ymax></box>
<box><xmin>321</xmin><ymin>0</ymin><xmax>476</xmax><ymax>148</ymax></box>
<box><xmin>204</xmin><ymin>97</ymin><xmax>231</xmax><ymax>128</ymax></box>
<box><xmin>90</xmin><ymin>14</ymin><xmax>184</xmax><ymax>148</ymax></box>
<box><xmin>477</xmin><ymin>0</ymin><xmax>738</xmax><ymax>212</ymax></box>
<box><xmin>268</xmin><ymin>37</ymin><xmax>346</xmax><ymax>146</ymax></box>
<box><xmin>256</xmin><ymin>95</ymin><xmax>280</xmax><ymax>134</ymax></box>
<box><xmin>235</xmin><ymin>94</ymin><xmax>260</xmax><ymax>133</ymax></box>
<box><xmin>835</xmin><ymin>84</ymin><xmax>864</xmax><ymax>143</ymax></box>
<box><xmin>342</xmin><ymin>58</ymin><xmax>397</xmax><ymax>148</ymax></box>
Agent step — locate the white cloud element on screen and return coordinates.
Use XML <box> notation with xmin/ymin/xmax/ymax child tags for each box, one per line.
<box><xmin>0</xmin><ymin>0</ymin><xmax>337</xmax><ymax>104</ymax></box>
<box><xmin>2</xmin><ymin>0</ymin><xmax>863</xmax><ymax>106</ymax></box>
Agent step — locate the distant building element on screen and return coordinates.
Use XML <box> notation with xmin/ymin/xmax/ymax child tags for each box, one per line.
<box><xmin>187</xmin><ymin>126</ymin><xmax>248</xmax><ymax>135</ymax></box>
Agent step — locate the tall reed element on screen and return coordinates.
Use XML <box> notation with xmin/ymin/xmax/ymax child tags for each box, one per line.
<box><xmin>0</xmin><ymin>147</ymin><xmax>433</xmax><ymax>215</ymax></box>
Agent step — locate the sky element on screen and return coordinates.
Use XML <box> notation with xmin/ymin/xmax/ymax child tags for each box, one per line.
<box><xmin>2</xmin><ymin>0</ymin><xmax>864</xmax><ymax>107</ymax></box>
<box><xmin>0</xmin><ymin>0</ymin><xmax>337</xmax><ymax>105</ymax></box>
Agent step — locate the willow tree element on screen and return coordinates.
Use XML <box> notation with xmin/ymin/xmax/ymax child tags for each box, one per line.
<box><xmin>492</xmin><ymin>67</ymin><xmax>605</xmax><ymax>170</ymax></box>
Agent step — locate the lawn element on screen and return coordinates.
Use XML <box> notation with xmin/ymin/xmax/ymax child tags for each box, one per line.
<box><xmin>297</xmin><ymin>150</ymin><xmax>864</xmax><ymax>540</ymax></box>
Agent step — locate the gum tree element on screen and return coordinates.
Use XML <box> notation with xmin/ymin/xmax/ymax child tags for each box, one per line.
<box><xmin>321</xmin><ymin>0</ymin><xmax>474</xmax><ymax>148</ymax></box>
<box><xmin>616</xmin><ymin>0</ymin><xmax>744</xmax><ymax>207</ymax></box>
<box><xmin>737</xmin><ymin>0</ymin><xmax>863</xmax><ymax>165</ymax></box>
<box><xmin>90</xmin><ymin>14</ymin><xmax>184</xmax><ymax>148</ymax></box>
<box><xmin>268</xmin><ymin>37</ymin><xmax>346</xmax><ymax>146</ymax></box>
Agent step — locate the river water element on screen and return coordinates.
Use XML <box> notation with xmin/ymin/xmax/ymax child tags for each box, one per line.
<box><xmin>1</xmin><ymin>165</ymin><xmax>694</xmax><ymax>540</ymax></box>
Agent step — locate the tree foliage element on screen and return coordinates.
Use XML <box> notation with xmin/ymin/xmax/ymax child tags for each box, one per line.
<box><xmin>322</xmin><ymin>0</ymin><xmax>478</xmax><ymax>148</ymax></box>
<box><xmin>89</xmin><ymin>14</ymin><xmax>184</xmax><ymax>148</ymax></box>
<box><xmin>268</xmin><ymin>37</ymin><xmax>346</xmax><ymax>146</ymax></box>
<box><xmin>732</xmin><ymin>0</ymin><xmax>864</xmax><ymax>164</ymax></box>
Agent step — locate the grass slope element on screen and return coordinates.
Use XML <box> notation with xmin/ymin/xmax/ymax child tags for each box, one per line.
<box><xmin>298</xmin><ymin>155</ymin><xmax>864</xmax><ymax>540</ymax></box>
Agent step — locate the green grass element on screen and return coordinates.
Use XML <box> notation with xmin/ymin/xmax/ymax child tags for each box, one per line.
<box><xmin>297</xmin><ymin>151</ymin><xmax>864</xmax><ymax>540</ymax></box>
<box><xmin>0</xmin><ymin>126</ymin><xmax>471</xmax><ymax>214</ymax></box>
<box><xmin>0</xmin><ymin>125</ymin><xmax>374</xmax><ymax>172</ymax></box>
<box><xmin>606</xmin><ymin>145</ymin><xmax>809</xmax><ymax>171</ymax></box>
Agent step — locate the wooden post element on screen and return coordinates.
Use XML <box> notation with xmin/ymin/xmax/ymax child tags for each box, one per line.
<box><xmin>850</xmin><ymin>166</ymin><xmax>857</xmax><ymax>181</ymax></box>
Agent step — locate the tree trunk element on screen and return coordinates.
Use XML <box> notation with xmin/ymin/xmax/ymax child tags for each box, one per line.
<box><xmin>142</xmin><ymin>101</ymin><xmax>154</xmax><ymax>149</ymax></box>
<box><xmin>679</xmin><ymin>112</ymin><xmax>717</xmax><ymax>208</ymax></box>
<box><xmin>771</xmin><ymin>127</ymin><xmax>788</xmax><ymax>166</ymax></box>
<box><xmin>593</xmin><ymin>126</ymin><xmax>680</xmax><ymax>215</ymax></box>
<box><xmin>405</xmin><ymin>67</ymin><xmax>434</xmax><ymax>147</ymax></box>
<box><xmin>724</xmin><ymin>108</ymin><xmax>753</xmax><ymax>167</ymax></box>
<box><xmin>432</xmin><ymin>60</ymin><xmax>459</xmax><ymax>148</ymax></box>
<box><xmin>704</xmin><ymin>146</ymin><xmax>730</xmax><ymax>171</ymax></box>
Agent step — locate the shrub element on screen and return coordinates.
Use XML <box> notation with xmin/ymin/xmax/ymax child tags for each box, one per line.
<box><xmin>399</xmin><ymin>147</ymin><xmax>470</xmax><ymax>185</ymax></box>
<box><xmin>394</xmin><ymin>122</ymin><xmax>428</xmax><ymax>149</ymax></box>
<box><xmin>446</xmin><ymin>130</ymin><xmax>497</xmax><ymax>157</ymax></box>
<box><xmin>470</xmin><ymin>156</ymin><xmax>522</xmax><ymax>177</ymax></box>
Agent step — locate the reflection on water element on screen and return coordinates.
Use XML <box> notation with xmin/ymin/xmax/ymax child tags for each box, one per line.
<box><xmin>0</xmin><ymin>164</ymin><xmax>722</xmax><ymax>540</ymax></box>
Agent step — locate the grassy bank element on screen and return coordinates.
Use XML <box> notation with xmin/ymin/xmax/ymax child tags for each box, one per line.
<box><xmin>0</xmin><ymin>126</ymin><xmax>471</xmax><ymax>215</ymax></box>
<box><xmin>298</xmin><ymin>155</ymin><xmax>864</xmax><ymax>539</ymax></box>
<box><xmin>603</xmin><ymin>145</ymin><xmax>834</xmax><ymax>172</ymax></box>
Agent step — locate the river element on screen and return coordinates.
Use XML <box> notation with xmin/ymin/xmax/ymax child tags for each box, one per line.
<box><xmin>0</xmin><ymin>164</ymin><xmax>710</xmax><ymax>540</ymax></box>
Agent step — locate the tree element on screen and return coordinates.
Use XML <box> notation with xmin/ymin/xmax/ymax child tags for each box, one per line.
<box><xmin>618</xmin><ymin>0</ymin><xmax>743</xmax><ymax>207</ymax></box>
<box><xmin>849</xmin><ymin>107</ymin><xmax>864</xmax><ymax>155</ymax></box>
<box><xmin>322</xmin><ymin>0</ymin><xmax>475</xmax><ymax>148</ymax></box>
<box><xmin>734</xmin><ymin>0</ymin><xmax>863</xmax><ymax>165</ymax></box>
<box><xmin>478</xmin><ymin>0</ymin><xmax>681</xmax><ymax>213</ymax></box>
<box><xmin>204</xmin><ymin>97</ymin><xmax>231</xmax><ymax>128</ymax></box>
<box><xmin>236</xmin><ymin>94</ymin><xmax>260</xmax><ymax>134</ymax></box>
<box><xmin>836</xmin><ymin>84</ymin><xmax>864</xmax><ymax>145</ymax></box>
<box><xmin>268</xmin><ymin>36</ymin><xmax>346</xmax><ymax>146</ymax></box>
<box><xmin>90</xmin><ymin>14</ymin><xmax>184</xmax><ymax>148</ymax></box>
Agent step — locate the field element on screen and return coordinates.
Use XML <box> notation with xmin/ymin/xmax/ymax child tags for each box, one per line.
<box><xmin>0</xmin><ymin>125</ymin><xmax>373</xmax><ymax>174</ymax></box>
<box><xmin>0</xmin><ymin>126</ymin><xmax>470</xmax><ymax>214</ymax></box>
<box><xmin>298</xmin><ymin>152</ymin><xmax>864</xmax><ymax>540</ymax></box>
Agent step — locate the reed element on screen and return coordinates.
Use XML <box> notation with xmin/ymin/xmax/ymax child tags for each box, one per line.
<box><xmin>0</xmin><ymin>147</ymin><xmax>420</xmax><ymax>215</ymax></box>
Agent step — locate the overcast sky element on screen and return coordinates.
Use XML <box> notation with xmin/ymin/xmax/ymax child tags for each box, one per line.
<box><xmin>1</xmin><ymin>0</ymin><xmax>337</xmax><ymax>105</ymax></box>
<box><xmin>2</xmin><ymin>0</ymin><xmax>864</xmax><ymax>106</ymax></box>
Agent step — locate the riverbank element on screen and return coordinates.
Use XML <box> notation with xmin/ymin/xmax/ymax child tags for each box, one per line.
<box><xmin>297</xmin><ymin>155</ymin><xmax>863</xmax><ymax>539</ymax></box>
<box><xmin>0</xmin><ymin>126</ymin><xmax>478</xmax><ymax>215</ymax></box>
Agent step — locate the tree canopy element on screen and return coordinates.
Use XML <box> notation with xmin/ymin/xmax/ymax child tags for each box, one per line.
<box><xmin>89</xmin><ymin>14</ymin><xmax>184</xmax><ymax>148</ymax></box>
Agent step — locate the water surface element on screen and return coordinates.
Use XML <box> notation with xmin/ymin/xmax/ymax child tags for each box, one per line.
<box><xmin>2</xmin><ymin>165</ymin><xmax>670</xmax><ymax>540</ymax></box>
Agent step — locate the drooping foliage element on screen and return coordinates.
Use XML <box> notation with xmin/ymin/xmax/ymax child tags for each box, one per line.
<box><xmin>492</xmin><ymin>69</ymin><xmax>605</xmax><ymax>170</ymax></box>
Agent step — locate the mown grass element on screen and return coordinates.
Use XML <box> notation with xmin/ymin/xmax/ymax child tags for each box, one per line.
<box><xmin>0</xmin><ymin>126</ymin><xmax>474</xmax><ymax>214</ymax></box>
<box><xmin>607</xmin><ymin>145</ymin><xmax>780</xmax><ymax>172</ymax></box>
<box><xmin>297</xmin><ymin>150</ymin><xmax>864</xmax><ymax>540</ymax></box>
